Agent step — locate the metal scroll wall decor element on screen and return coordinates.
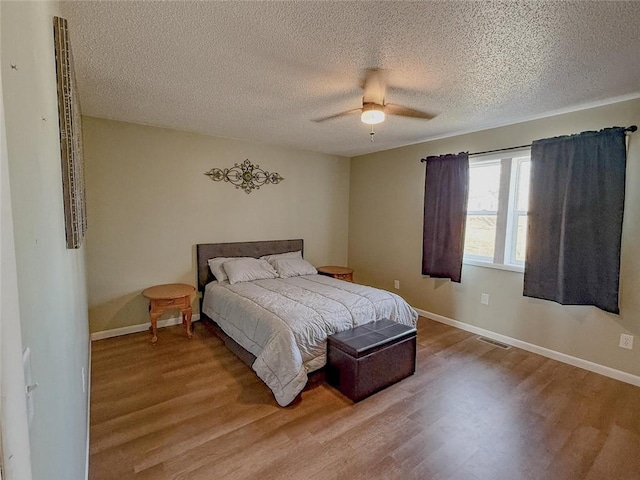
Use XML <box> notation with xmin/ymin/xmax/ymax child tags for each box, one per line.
<box><xmin>53</xmin><ymin>16</ymin><xmax>87</xmax><ymax>249</ymax></box>
<box><xmin>204</xmin><ymin>159</ymin><xmax>284</xmax><ymax>194</ymax></box>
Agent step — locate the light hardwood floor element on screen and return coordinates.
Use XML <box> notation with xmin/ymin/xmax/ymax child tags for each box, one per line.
<box><xmin>89</xmin><ymin>318</ymin><xmax>640</xmax><ymax>479</ymax></box>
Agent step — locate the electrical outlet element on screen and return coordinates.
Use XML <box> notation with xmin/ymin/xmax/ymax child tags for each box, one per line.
<box><xmin>394</xmin><ymin>280</ymin><xmax>400</xmax><ymax>289</ymax></box>
<box><xmin>23</xmin><ymin>347</ymin><xmax>36</xmax><ymax>426</ymax></box>
<box><xmin>620</xmin><ymin>334</ymin><xmax>634</xmax><ymax>350</ymax></box>
<box><xmin>481</xmin><ymin>293</ymin><xmax>490</xmax><ymax>305</ymax></box>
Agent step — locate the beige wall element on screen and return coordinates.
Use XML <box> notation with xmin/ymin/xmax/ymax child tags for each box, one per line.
<box><xmin>2</xmin><ymin>2</ymin><xmax>90</xmax><ymax>479</ymax></box>
<box><xmin>349</xmin><ymin>98</ymin><xmax>640</xmax><ymax>377</ymax></box>
<box><xmin>1</xmin><ymin>4</ymin><xmax>33</xmax><ymax>476</ymax></box>
<box><xmin>83</xmin><ymin>116</ymin><xmax>350</xmax><ymax>333</ymax></box>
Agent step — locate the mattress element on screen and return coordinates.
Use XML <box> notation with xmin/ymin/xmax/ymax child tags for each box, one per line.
<box><xmin>202</xmin><ymin>274</ymin><xmax>418</xmax><ymax>406</ymax></box>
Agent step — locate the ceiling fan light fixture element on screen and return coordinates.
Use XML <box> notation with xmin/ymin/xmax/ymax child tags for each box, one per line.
<box><xmin>361</xmin><ymin>104</ymin><xmax>385</xmax><ymax>125</ymax></box>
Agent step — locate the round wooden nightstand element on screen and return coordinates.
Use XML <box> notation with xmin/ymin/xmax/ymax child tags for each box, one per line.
<box><xmin>142</xmin><ymin>283</ymin><xmax>195</xmax><ymax>344</ymax></box>
<box><xmin>317</xmin><ymin>266</ymin><xmax>354</xmax><ymax>282</ymax></box>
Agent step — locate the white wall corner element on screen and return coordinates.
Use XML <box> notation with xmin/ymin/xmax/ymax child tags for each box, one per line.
<box><xmin>85</xmin><ymin>339</ymin><xmax>91</xmax><ymax>480</ymax></box>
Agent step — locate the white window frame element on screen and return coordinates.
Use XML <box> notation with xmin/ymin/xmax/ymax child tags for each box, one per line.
<box><xmin>464</xmin><ymin>158</ymin><xmax>501</xmax><ymax>264</ymax></box>
<box><xmin>505</xmin><ymin>156</ymin><xmax>530</xmax><ymax>266</ymax></box>
<box><xmin>463</xmin><ymin>149</ymin><xmax>531</xmax><ymax>273</ymax></box>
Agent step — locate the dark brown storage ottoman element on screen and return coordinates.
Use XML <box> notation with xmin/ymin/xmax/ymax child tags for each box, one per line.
<box><xmin>327</xmin><ymin>319</ymin><xmax>417</xmax><ymax>402</ymax></box>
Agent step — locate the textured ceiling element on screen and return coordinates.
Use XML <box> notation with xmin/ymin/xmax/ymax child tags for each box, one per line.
<box><xmin>59</xmin><ymin>1</ymin><xmax>640</xmax><ymax>157</ymax></box>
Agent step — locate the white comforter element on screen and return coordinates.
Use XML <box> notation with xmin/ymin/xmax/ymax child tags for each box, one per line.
<box><xmin>202</xmin><ymin>274</ymin><xmax>418</xmax><ymax>406</ymax></box>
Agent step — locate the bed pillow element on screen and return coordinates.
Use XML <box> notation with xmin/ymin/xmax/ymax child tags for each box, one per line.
<box><xmin>207</xmin><ymin>257</ymin><xmax>236</xmax><ymax>282</ymax></box>
<box><xmin>271</xmin><ymin>258</ymin><xmax>317</xmax><ymax>278</ymax></box>
<box><xmin>223</xmin><ymin>258</ymin><xmax>279</xmax><ymax>284</ymax></box>
<box><xmin>260</xmin><ymin>250</ymin><xmax>302</xmax><ymax>264</ymax></box>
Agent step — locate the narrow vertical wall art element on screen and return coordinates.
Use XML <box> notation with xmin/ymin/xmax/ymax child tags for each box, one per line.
<box><xmin>53</xmin><ymin>16</ymin><xmax>87</xmax><ymax>249</ymax></box>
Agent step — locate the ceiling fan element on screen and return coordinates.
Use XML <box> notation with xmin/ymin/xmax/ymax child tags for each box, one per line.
<box><xmin>313</xmin><ymin>68</ymin><xmax>436</xmax><ymax>125</ymax></box>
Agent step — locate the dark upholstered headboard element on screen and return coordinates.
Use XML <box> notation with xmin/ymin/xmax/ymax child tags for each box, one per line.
<box><xmin>196</xmin><ymin>239</ymin><xmax>304</xmax><ymax>292</ymax></box>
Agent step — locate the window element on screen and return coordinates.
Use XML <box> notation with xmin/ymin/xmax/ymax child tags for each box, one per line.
<box><xmin>464</xmin><ymin>150</ymin><xmax>530</xmax><ymax>271</ymax></box>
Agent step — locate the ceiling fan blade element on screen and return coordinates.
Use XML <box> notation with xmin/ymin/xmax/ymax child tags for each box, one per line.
<box><xmin>312</xmin><ymin>107</ymin><xmax>362</xmax><ymax>123</ymax></box>
<box><xmin>362</xmin><ymin>68</ymin><xmax>386</xmax><ymax>105</ymax></box>
<box><xmin>383</xmin><ymin>103</ymin><xmax>436</xmax><ymax>120</ymax></box>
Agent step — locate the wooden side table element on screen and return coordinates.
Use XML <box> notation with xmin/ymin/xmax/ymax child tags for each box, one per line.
<box><xmin>142</xmin><ymin>283</ymin><xmax>195</xmax><ymax>344</ymax></box>
<box><xmin>317</xmin><ymin>266</ymin><xmax>354</xmax><ymax>282</ymax></box>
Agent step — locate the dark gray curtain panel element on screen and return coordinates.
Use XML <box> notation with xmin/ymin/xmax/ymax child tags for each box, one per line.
<box><xmin>523</xmin><ymin>127</ymin><xmax>627</xmax><ymax>314</ymax></box>
<box><xmin>422</xmin><ymin>153</ymin><xmax>469</xmax><ymax>283</ymax></box>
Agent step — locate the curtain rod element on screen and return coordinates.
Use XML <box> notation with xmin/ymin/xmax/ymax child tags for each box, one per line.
<box><xmin>420</xmin><ymin>125</ymin><xmax>637</xmax><ymax>162</ymax></box>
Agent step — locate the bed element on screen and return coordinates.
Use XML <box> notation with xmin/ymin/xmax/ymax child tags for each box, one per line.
<box><xmin>196</xmin><ymin>239</ymin><xmax>418</xmax><ymax>406</ymax></box>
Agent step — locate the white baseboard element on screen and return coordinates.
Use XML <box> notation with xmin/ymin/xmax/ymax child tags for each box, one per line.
<box><xmin>90</xmin><ymin>314</ymin><xmax>201</xmax><ymax>341</ymax></box>
<box><xmin>90</xmin><ymin>309</ymin><xmax>640</xmax><ymax>387</ymax></box>
<box><xmin>415</xmin><ymin>308</ymin><xmax>640</xmax><ymax>388</ymax></box>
